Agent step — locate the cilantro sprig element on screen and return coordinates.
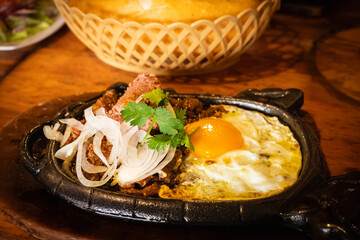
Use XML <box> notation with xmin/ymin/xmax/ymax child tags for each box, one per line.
<box><xmin>121</xmin><ymin>89</ymin><xmax>198</xmax><ymax>151</ymax></box>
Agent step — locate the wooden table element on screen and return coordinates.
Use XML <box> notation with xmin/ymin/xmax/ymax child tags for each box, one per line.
<box><xmin>0</xmin><ymin>6</ymin><xmax>359</xmax><ymax>240</ymax></box>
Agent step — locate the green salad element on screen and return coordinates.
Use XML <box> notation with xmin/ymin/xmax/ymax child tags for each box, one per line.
<box><xmin>0</xmin><ymin>0</ymin><xmax>58</xmax><ymax>43</ymax></box>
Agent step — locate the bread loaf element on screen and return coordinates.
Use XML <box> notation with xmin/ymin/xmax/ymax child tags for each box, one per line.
<box><xmin>67</xmin><ymin>0</ymin><xmax>261</xmax><ymax>24</ymax></box>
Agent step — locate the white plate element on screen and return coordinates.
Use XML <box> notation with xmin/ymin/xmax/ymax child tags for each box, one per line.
<box><xmin>0</xmin><ymin>15</ymin><xmax>65</xmax><ymax>51</ymax></box>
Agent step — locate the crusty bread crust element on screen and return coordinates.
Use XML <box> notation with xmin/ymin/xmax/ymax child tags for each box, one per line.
<box><xmin>67</xmin><ymin>0</ymin><xmax>261</xmax><ymax>24</ymax></box>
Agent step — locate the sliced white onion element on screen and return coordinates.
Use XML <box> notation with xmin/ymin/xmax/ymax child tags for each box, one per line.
<box><xmin>53</xmin><ymin>119</ymin><xmax>85</xmax><ymax>147</ymax></box>
<box><xmin>95</xmin><ymin>107</ymin><xmax>107</xmax><ymax>116</ymax></box>
<box><xmin>54</xmin><ymin>122</ymin><xmax>60</xmax><ymax>130</ymax></box>
<box><xmin>120</xmin><ymin>120</ymin><xmax>132</xmax><ymax>133</ymax></box>
<box><xmin>51</xmin><ymin>105</ymin><xmax>177</xmax><ymax>188</ymax></box>
<box><xmin>79</xmin><ymin>137</ymin><xmax>108</xmax><ymax>174</ymax></box>
<box><xmin>60</xmin><ymin>125</ymin><xmax>72</xmax><ymax>147</ymax></box>
<box><xmin>84</xmin><ymin>107</ymin><xmax>122</xmax><ymax>144</ymax></box>
<box><xmin>84</xmin><ymin>107</ymin><xmax>123</xmax><ymax>165</ymax></box>
<box><xmin>135</xmin><ymin>95</ymin><xmax>143</xmax><ymax>103</ymax></box>
<box><xmin>93</xmin><ymin>131</ymin><xmax>110</xmax><ymax>167</ymax></box>
<box><xmin>55</xmin><ymin>139</ymin><xmax>78</xmax><ymax>161</ymax></box>
<box><xmin>122</xmin><ymin>130</ymin><xmax>150</xmax><ymax>168</ymax></box>
<box><xmin>54</xmin><ymin>125</ymin><xmax>97</xmax><ymax>161</ymax></box>
<box><xmin>43</xmin><ymin>123</ymin><xmax>63</xmax><ymax>142</ymax></box>
<box><xmin>145</xmin><ymin>147</ymin><xmax>176</xmax><ymax>178</ymax></box>
<box><xmin>59</xmin><ymin>118</ymin><xmax>84</xmax><ymax>131</ymax></box>
<box><xmin>76</xmin><ymin>135</ymin><xmax>113</xmax><ymax>187</ymax></box>
<box><xmin>128</xmin><ymin>130</ymin><xmax>146</xmax><ymax>147</ymax></box>
<box><xmin>115</xmin><ymin>146</ymin><xmax>175</xmax><ymax>186</ymax></box>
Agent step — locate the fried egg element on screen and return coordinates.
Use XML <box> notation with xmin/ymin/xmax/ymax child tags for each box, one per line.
<box><xmin>159</xmin><ymin>105</ymin><xmax>302</xmax><ymax>200</ymax></box>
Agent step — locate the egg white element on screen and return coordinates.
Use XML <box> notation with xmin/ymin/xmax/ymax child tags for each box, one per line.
<box><xmin>159</xmin><ymin>105</ymin><xmax>302</xmax><ymax>200</ymax></box>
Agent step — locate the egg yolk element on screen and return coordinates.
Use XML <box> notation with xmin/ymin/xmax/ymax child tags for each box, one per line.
<box><xmin>185</xmin><ymin>118</ymin><xmax>243</xmax><ymax>159</ymax></box>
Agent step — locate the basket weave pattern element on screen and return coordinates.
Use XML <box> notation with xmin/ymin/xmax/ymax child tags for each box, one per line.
<box><xmin>55</xmin><ymin>0</ymin><xmax>279</xmax><ymax>75</ymax></box>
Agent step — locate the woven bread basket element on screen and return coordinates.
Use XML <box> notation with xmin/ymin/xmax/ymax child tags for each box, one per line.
<box><xmin>54</xmin><ymin>0</ymin><xmax>280</xmax><ymax>75</ymax></box>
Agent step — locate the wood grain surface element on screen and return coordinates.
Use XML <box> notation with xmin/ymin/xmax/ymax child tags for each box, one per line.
<box><xmin>0</xmin><ymin>6</ymin><xmax>359</xmax><ymax>240</ymax></box>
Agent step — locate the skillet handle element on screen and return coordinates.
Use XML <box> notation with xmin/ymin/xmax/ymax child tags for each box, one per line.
<box><xmin>235</xmin><ymin>88</ymin><xmax>304</xmax><ymax>113</ymax></box>
<box><xmin>20</xmin><ymin>124</ymin><xmax>50</xmax><ymax>176</ymax></box>
<box><xmin>281</xmin><ymin>172</ymin><xmax>360</xmax><ymax>240</ymax></box>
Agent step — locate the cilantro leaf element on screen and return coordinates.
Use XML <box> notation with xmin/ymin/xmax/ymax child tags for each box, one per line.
<box><xmin>147</xmin><ymin>134</ymin><xmax>172</xmax><ymax>151</ymax></box>
<box><xmin>170</xmin><ymin>133</ymin><xmax>182</xmax><ymax>148</ymax></box>
<box><xmin>142</xmin><ymin>88</ymin><xmax>169</xmax><ymax>107</ymax></box>
<box><xmin>172</xmin><ymin>130</ymin><xmax>195</xmax><ymax>150</ymax></box>
<box><xmin>120</xmin><ymin>101</ymin><xmax>154</xmax><ymax>127</ymax></box>
<box><xmin>148</xmin><ymin>131</ymin><xmax>195</xmax><ymax>151</ymax></box>
<box><xmin>183</xmin><ymin>131</ymin><xmax>195</xmax><ymax>150</ymax></box>
<box><xmin>181</xmin><ymin>127</ymin><xmax>199</xmax><ymax>150</ymax></box>
<box><xmin>158</xmin><ymin>97</ymin><xmax>169</xmax><ymax>107</ymax></box>
<box><xmin>120</xmin><ymin>89</ymin><xmax>197</xmax><ymax>152</ymax></box>
<box><xmin>175</xmin><ymin>109</ymin><xmax>187</xmax><ymax>125</ymax></box>
<box><xmin>154</xmin><ymin>107</ymin><xmax>183</xmax><ymax>136</ymax></box>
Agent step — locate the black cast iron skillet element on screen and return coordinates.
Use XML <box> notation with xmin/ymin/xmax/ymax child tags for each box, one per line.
<box><xmin>20</xmin><ymin>83</ymin><xmax>360</xmax><ymax>240</ymax></box>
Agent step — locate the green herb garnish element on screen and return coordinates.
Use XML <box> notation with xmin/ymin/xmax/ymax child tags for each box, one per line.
<box><xmin>121</xmin><ymin>89</ymin><xmax>198</xmax><ymax>151</ymax></box>
<box><xmin>142</xmin><ymin>88</ymin><xmax>169</xmax><ymax>107</ymax></box>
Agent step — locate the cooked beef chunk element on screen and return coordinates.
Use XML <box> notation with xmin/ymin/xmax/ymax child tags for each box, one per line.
<box><xmin>169</xmin><ymin>97</ymin><xmax>204</xmax><ymax>124</ymax></box>
<box><xmin>120</xmin><ymin>182</ymin><xmax>161</xmax><ymax>197</ymax></box>
<box><xmin>159</xmin><ymin>149</ymin><xmax>182</xmax><ymax>184</ymax></box>
<box><xmin>118</xmin><ymin>150</ymin><xmax>183</xmax><ymax>196</ymax></box>
<box><xmin>83</xmin><ymin>171</ymin><xmax>100</xmax><ymax>181</ymax></box>
<box><xmin>199</xmin><ymin>105</ymin><xmax>228</xmax><ymax>118</ymax></box>
<box><xmin>92</xmin><ymin>89</ymin><xmax>118</xmax><ymax>113</ymax></box>
<box><xmin>63</xmin><ymin>119</ymin><xmax>86</xmax><ymax>146</ymax></box>
<box><xmin>74</xmin><ymin>137</ymin><xmax>113</xmax><ymax>181</ymax></box>
<box><xmin>117</xmin><ymin>73</ymin><xmax>161</xmax><ymax>105</ymax></box>
<box><xmin>121</xmin><ymin>175</ymin><xmax>155</xmax><ymax>189</ymax></box>
<box><xmin>170</xmin><ymin>97</ymin><xmax>228</xmax><ymax>123</ymax></box>
<box><xmin>86</xmin><ymin>137</ymin><xmax>113</xmax><ymax>166</ymax></box>
<box><xmin>109</xmin><ymin>73</ymin><xmax>161</xmax><ymax>121</ymax></box>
